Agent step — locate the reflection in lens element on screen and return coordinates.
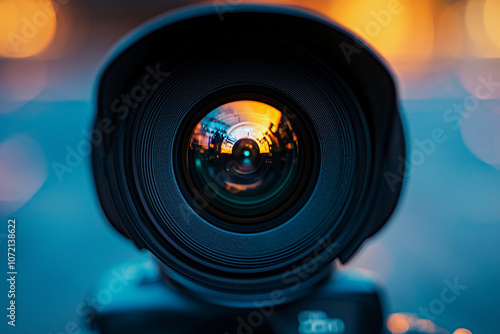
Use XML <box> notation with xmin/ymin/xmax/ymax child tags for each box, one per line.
<box><xmin>184</xmin><ymin>100</ymin><xmax>311</xmax><ymax>225</ymax></box>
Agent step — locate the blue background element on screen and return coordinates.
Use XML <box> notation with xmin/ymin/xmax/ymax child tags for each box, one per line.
<box><xmin>1</xmin><ymin>1</ymin><xmax>499</xmax><ymax>333</ymax></box>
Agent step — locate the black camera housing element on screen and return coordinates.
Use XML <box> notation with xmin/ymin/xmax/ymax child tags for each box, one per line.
<box><xmin>90</xmin><ymin>260</ymin><xmax>384</xmax><ymax>334</ymax></box>
<box><xmin>93</xmin><ymin>3</ymin><xmax>404</xmax><ymax>309</ymax></box>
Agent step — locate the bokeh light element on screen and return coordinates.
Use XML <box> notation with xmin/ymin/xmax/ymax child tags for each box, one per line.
<box><xmin>417</xmin><ymin>319</ymin><xmax>436</xmax><ymax>332</ymax></box>
<box><xmin>0</xmin><ymin>134</ymin><xmax>48</xmax><ymax>215</ymax></box>
<box><xmin>453</xmin><ymin>329</ymin><xmax>472</xmax><ymax>334</ymax></box>
<box><xmin>483</xmin><ymin>0</ymin><xmax>500</xmax><ymax>52</ymax></box>
<box><xmin>458</xmin><ymin>59</ymin><xmax>500</xmax><ymax>101</ymax></box>
<box><xmin>0</xmin><ymin>59</ymin><xmax>48</xmax><ymax>113</ymax></box>
<box><xmin>387</xmin><ymin>313</ymin><xmax>410</xmax><ymax>333</ymax></box>
<box><xmin>0</xmin><ymin>0</ymin><xmax>57</xmax><ymax>58</ymax></box>
<box><xmin>465</xmin><ymin>0</ymin><xmax>500</xmax><ymax>58</ymax></box>
<box><xmin>326</xmin><ymin>0</ymin><xmax>434</xmax><ymax>67</ymax></box>
<box><xmin>460</xmin><ymin>101</ymin><xmax>500</xmax><ymax>169</ymax></box>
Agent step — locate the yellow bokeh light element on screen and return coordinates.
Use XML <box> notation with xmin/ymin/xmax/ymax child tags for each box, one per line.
<box><xmin>387</xmin><ymin>313</ymin><xmax>410</xmax><ymax>333</ymax></box>
<box><xmin>0</xmin><ymin>0</ymin><xmax>57</xmax><ymax>58</ymax></box>
<box><xmin>453</xmin><ymin>329</ymin><xmax>472</xmax><ymax>334</ymax></box>
<box><xmin>326</xmin><ymin>0</ymin><xmax>434</xmax><ymax>63</ymax></box>
<box><xmin>483</xmin><ymin>0</ymin><xmax>500</xmax><ymax>52</ymax></box>
<box><xmin>465</xmin><ymin>0</ymin><xmax>500</xmax><ymax>58</ymax></box>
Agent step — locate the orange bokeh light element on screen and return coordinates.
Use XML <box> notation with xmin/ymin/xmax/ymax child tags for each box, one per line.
<box><xmin>326</xmin><ymin>0</ymin><xmax>434</xmax><ymax>63</ymax></box>
<box><xmin>387</xmin><ymin>313</ymin><xmax>410</xmax><ymax>333</ymax></box>
<box><xmin>0</xmin><ymin>0</ymin><xmax>57</xmax><ymax>58</ymax></box>
<box><xmin>453</xmin><ymin>329</ymin><xmax>472</xmax><ymax>334</ymax></box>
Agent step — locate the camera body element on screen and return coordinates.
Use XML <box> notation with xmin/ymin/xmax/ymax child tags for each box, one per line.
<box><xmin>90</xmin><ymin>260</ymin><xmax>384</xmax><ymax>334</ymax></box>
<box><xmin>92</xmin><ymin>3</ymin><xmax>404</xmax><ymax>333</ymax></box>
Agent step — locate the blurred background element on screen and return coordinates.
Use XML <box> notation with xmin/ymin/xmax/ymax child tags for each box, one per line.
<box><xmin>0</xmin><ymin>0</ymin><xmax>499</xmax><ymax>333</ymax></box>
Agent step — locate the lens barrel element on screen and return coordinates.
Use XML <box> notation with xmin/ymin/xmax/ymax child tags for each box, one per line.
<box><xmin>93</xmin><ymin>4</ymin><xmax>405</xmax><ymax>307</ymax></box>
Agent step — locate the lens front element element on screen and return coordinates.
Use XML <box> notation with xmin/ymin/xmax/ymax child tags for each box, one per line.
<box><xmin>183</xmin><ymin>100</ymin><xmax>311</xmax><ymax>227</ymax></box>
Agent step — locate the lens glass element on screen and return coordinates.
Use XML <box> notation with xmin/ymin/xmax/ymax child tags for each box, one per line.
<box><xmin>183</xmin><ymin>100</ymin><xmax>312</xmax><ymax>226</ymax></box>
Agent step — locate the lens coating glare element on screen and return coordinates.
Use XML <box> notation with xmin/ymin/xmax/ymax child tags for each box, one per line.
<box><xmin>183</xmin><ymin>100</ymin><xmax>311</xmax><ymax>226</ymax></box>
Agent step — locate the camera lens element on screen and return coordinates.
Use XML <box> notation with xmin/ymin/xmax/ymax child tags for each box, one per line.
<box><xmin>93</xmin><ymin>4</ymin><xmax>405</xmax><ymax>307</ymax></box>
<box><xmin>179</xmin><ymin>100</ymin><xmax>315</xmax><ymax>229</ymax></box>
